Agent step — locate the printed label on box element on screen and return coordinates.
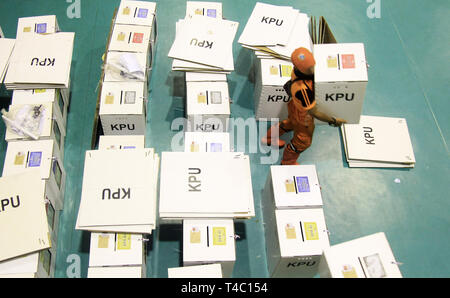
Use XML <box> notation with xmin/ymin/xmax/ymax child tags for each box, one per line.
<box><xmin>207</xmin><ymin>9</ymin><xmax>217</xmax><ymax>18</ymax></box>
<box><xmin>210</xmin><ymin>91</ymin><xmax>222</xmax><ymax>104</ymax></box>
<box><xmin>122</xmin><ymin>7</ymin><xmax>131</xmax><ymax>15</ymax></box>
<box><xmin>342</xmin><ymin>264</ymin><xmax>358</xmax><ymax>278</ymax></box>
<box><xmin>14</xmin><ymin>152</ymin><xmax>25</xmax><ymax>165</ymax></box>
<box><xmin>132</xmin><ymin>33</ymin><xmax>144</xmax><ymax>44</ymax></box>
<box><xmin>36</xmin><ymin>23</ymin><xmax>47</xmax><ymax>34</ymax></box>
<box><xmin>117</xmin><ymin>234</ymin><xmax>132</xmax><ymax>250</ymax></box>
<box><xmin>285</xmin><ymin>223</ymin><xmax>296</xmax><ymax>239</ymax></box>
<box><xmin>303</xmin><ymin>222</ymin><xmax>319</xmax><ymax>240</ymax></box>
<box><xmin>197</xmin><ymin>92</ymin><xmax>207</xmax><ymax>104</ymax></box>
<box><xmin>209</xmin><ymin>143</ymin><xmax>222</xmax><ymax>152</ymax></box>
<box><xmin>363</xmin><ymin>253</ymin><xmax>386</xmax><ymax>278</ymax></box>
<box><xmin>190</xmin><ymin>227</ymin><xmax>201</xmax><ymax>243</ymax></box>
<box><xmin>28</xmin><ymin>151</ymin><xmax>42</xmax><ymax>167</ymax></box>
<box><xmin>285</xmin><ymin>179</ymin><xmax>296</xmax><ymax>193</ymax></box>
<box><xmin>124</xmin><ymin>91</ymin><xmax>136</xmax><ymax>104</ymax></box>
<box><xmin>137</xmin><ymin>8</ymin><xmax>149</xmax><ymax>18</ymax></box>
<box><xmin>296</xmin><ymin>176</ymin><xmax>310</xmax><ymax>193</ymax></box>
<box><xmin>341</xmin><ymin>54</ymin><xmax>355</xmax><ymax>69</ymax></box>
<box><xmin>213</xmin><ymin>227</ymin><xmax>227</xmax><ymax>246</ymax></box>
<box><xmin>98</xmin><ymin>234</ymin><xmax>110</xmax><ymax>248</ymax></box>
<box><xmin>190</xmin><ymin>142</ymin><xmax>200</xmax><ymax>152</ymax></box>
<box><xmin>327</xmin><ymin>55</ymin><xmax>338</xmax><ymax>68</ymax></box>
<box><xmin>280</xmin><ymin>65</ymin><xmax>293</xmax><ymax>77</ymax></box>
<box><xmin>23</xmin><ymin>26</ymin><xmax>32</xmax><ymax>33</ymax></box>
<box><xmin>105</xmin><ymin>93</ymin><xmax>114</xmax><ymax>104</ymax></box>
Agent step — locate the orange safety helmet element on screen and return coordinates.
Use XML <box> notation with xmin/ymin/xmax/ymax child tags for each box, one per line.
<box><xmin>291</xmin><ymin>47</ymin><xmax>315</xmax><ymax>74</ymax></box>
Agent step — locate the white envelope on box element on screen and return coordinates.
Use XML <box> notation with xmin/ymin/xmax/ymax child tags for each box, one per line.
<box><xmin>238</xmin><ymin>2</ymin><xmax>298</xmax><ymax>47</ymax></box>
<box><xmin>0</xmin><ymin>170</ymin><xmax>51</xmax><ymax>262</ymax></box>
<box><xmin>168</xmin><ymin>16</ymin><xmax>238</xmax><ymax>69</ymax></box>
<box><xmin>4</xmin><ymin>32</ymin><xmax>74</xmax><ymax>89</ymax></box>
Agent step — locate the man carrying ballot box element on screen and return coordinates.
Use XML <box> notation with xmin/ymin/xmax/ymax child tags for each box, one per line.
<box><xmin>262</xmin><ymin>48</ymin><xmax>347</xmax><ymax>165</ymax></box>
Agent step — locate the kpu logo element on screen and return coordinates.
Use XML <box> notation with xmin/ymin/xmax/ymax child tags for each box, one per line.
<box><xmin>188</xmin><ymin>168</ymin><xmax>201</xmax><ymax>192</ymax></box>
<box><xmin>261</xmin><ymin>16</ymin><xmax>284</xmax><ymax>26</ymax></box>
<box><xmin>1</xmin><ymin>196</ymin><xmax>20</xmax><ymax>212</ymax></box>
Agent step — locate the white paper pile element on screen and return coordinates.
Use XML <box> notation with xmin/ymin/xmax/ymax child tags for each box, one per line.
<box><xmin>76</xmin><ymin>149</ymin><xmax>159</xmax><ymax>234</ymax></box>
<box><xmin>4</xmin><ymin>32</ymin><xmax>74</xmax><ymax>89</ymax></box>
<box><xmin>0</xmin><ymin>38</ymin><xmax>15</xmax><ymax>83</ymax></box>
<box><xmin>159</xmin><ymin>152</ymin><xmax>255</xmax><ymax>221</ymax></box>
<box><xmin>238</xmin><ymin>2</ymin><xmax>312</xmax><ymax>60</ymax></box>
<box><xmin>169</xmin><ymin>12</ymin><xmax>238</xmax><ymax>73</ymax></box>
<box><xmin>341</xmin><ymin>115</ymin><xmax>416</xmax><ymax>168</ymax></box>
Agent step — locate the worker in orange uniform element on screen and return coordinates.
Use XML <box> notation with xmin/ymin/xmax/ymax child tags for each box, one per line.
<box><xmin>261</xmin><ymin>47</ymin><xmax>347</xmax><ymax>165</ymax></box>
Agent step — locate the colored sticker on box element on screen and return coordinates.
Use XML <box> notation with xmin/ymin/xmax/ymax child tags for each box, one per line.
<box><xmin>342</xmin><ymin>265</ymin><xmax>358</xmax><ymax>278</ymax></box>
<box><xmin>190</xmin><ymin>227</ymin><xmax>201</xmax><ymax>243</ymax></box>
<box><xmin>36</xmin><ymin>23</ymin><xmax>47</xmax><ymax>34</ymax></box>
<box><xmin>132</xmin><ymin>32</ymin><xmax>144</xmax><ymax>44</ymax></box>
<box><xmin>124</xmin><ymin>91</ymin><xmax>136</xmax><ymax>104</ymax></box>
<box><xmin>28</xmin><ymin>151</ymin><xmax>42</xmax><ymax>167</ymax></box>
<box><xmin>98</xmin><ymin>234</ymin><xmax>110</xmax><ymax>248</ymax></box>
<box><xmin>213</xmin><ymin>227</ymin><xmax>227</xmax><ymax>246</ymax></box>
<box><xmin>210</xmin><ymin>143</ymin><xmax>222</xmax><ymax>152</ymax></box>
<box><xmin>137</xmin><ymin>8</ymin><xmax>149</xmax><ymax>18</ymax></box>
<box><xmin>280</xmin><ymin>65</ymin><xmax>293</xmax><ymax>77</ymax></box>
<box><xmin>341</xmin><ymin>54</ymin><xmax>355</xmax><ymax>69</ymax></box>
<box><xmin>303</xmin><ymin>222</ymin><xmax>319</xmax><ymax>240</ymax></box>
<box><xmin>285</xmin><ymin>179</ymin><xmax>295</xmax><ymax>193</ymax></box>
<box><xmin>285</xmin><ymin>223</ymin><xmax>296</xmax><ymax>239</ymax></box>
<box><xmin>14</xmin><ymin>152</ymin><xmax>25</xmax><ymax>165</ymax></box>
<box><xmin>296</xmin><ymin>176</ymin><xmax>310</xmax><ymax>193</ymax></box>
<box><xmin>207</xmin><ymin>9</ymin><xmax>217</xmax><ymax>18</ymax></box>
<box><xmin>117</xmin><ymin>234</ymin><xmax>131</xmax><ymax>250</ymax></box>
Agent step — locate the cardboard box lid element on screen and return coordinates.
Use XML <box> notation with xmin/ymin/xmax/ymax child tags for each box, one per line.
<box><xmin>87</xmin><ymin>266</ymin><xmax>143</xmax><ymax>278</ymax></box>
<box><xmin>0</xmin><ymin>170</ymin><xmax>51</xmax><ymax>262</ymax></box>
<box><xmin>98</xmin><ymin>135</ymin><xmax>145</xmax><ymax>150</ymax></box>
<box><xmin>2</xmin><ymin>139</ymin><xmax>58</xmax><ymax>180</ymax></box>
<box><xmin>184</xmin><ymin>132</ymin><xmax>231</xmax><ymax>153</ymax></box>
<box><xmin>16</xmin><ymin>15</ymin><xmax>59</xmax><ymax>39</ymax></box>
<box><xmin>5</xmin><ymin>32</ymin><xmax>74</xmax><ymax>88</ymax></box>
<box><xmin>109</xmin><ymin>24</ymin><xmax>152</xmax><ymax>53</ymax></box>
<box><xmin>183</xmin><ymin>219</ymin><xmax>235</xmax><ymax>262</ymax></box>
<box><xmin>89</xmin><ymin>232</ymin><xmax>144</xmax><ymax>267</ymax></box>
<box><xmin>186</xmin><ymin>81</ymin><xmax>230</xmax><ymax>115</ymax></box>
<box><xmin>159</xmin><ymin>152</ymin><xmax>254</xmax><ymax>216</ymax></box>
<box><xmin>12</xmin><ymin>89</ymin><xmax>58</xmax><ymax>104</ymax></box>
<box><xmin>115</xmin><ymin>0</ymin><xmax>156</xmax><ymax>27</ymax></box>
<box><xmin>238</xmin><ymin>2</ymin><xmax>298</xmax><ymax>47</ymax></box>
<box><xmin>168</xmin><ymin>16</ymin><xmax>238</xmax><ymax>69</ymax></box>
<box><xmin>314</xmin><ymin>43</ymin><xmax>368</xmax><ymax>83</ymax></box>
<box><xmin>99</xmin><ymin>81</ymin><xmax>146</xmax><ymax>115</ymax></box>
<box><xmin>275</xmin><ymin>208</ymin><xmax>330</xmax><ymax>257</ymax></box>
<box><xmin>270</xmin><ymin>165</ymin><xmax>323</xmax><ymax>208</ymax></box>
<box><xmin>323</xmin><ymin>232</ymin><xmax>402</xmax><ymax>278</ymax></box>
<box><xmin>168</xmin><ymin>263</ymin><xmax>223</xmax><ymax>278</ymax></box>
<box><xmin>343</xmin><ymin>115</ymin><xmax>415</xmax><ymax>164</ymax></box>
<box><xmin>76</xmin><ymin>149</ymin><xmax>157</xmax><ymax>232</ymax></box>
<box><xmin>260</xmin><ymin>58</ymin><xmax>293</xmax><ymax>86</ymax></box>
<box><xmin>186</xmin><ymin>1</ymin><xmax>223</xmax><ymax>19</ymax></box>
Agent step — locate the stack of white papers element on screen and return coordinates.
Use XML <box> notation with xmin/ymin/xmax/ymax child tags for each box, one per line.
<box><xmin>238</xmin><ymin>2</ymin><xmax>312</xmax><ymax>60</ymax></box>
<box><xmin>76</xmin><ymin>149</ymin><xmax>160</xmax><ymax>234</ymax></box>
<box><xmin>159</xmin><ymin>152</ymin><xmax>255</xmax><ymax>221</ymax></box>
<box><xmin>169</xmin><ymin>15</ymin><xmax>238</xmax><ymax>73</ymax></box>
<box><xmin>341</xmin><ymin>115</ymin><xmax>416</xmax><ymax>168</ymax></box>
<box><xmin>4</xmin><ymin>32</ymin><xmax>74</xmax><ymax>89</ymax></box>
<box><xmin>0</xmin><ymin>38</ymin><xmax>15</xmax><ymax>83</ymax></box>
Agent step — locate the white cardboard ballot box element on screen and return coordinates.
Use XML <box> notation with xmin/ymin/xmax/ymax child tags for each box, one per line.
<box><xmin>2</xmin><ymin>139</ymin><xmax>66</xmax><ymax>211</ymax></box>
<box><xmin>183</xmin><ymin>219</ymin><xmax>235</xmax><ymax>278</ymax></box>
<box><xmin>87</xmin><ymin>266</ymin><xmax>145</xmax><ymax>278</ymax></box>
<box><xmin>319</xmin><ymin>232</ymin><xmax>402</xmax><ymax>278</ymax></box>
<box><xmin>159</xmin><ymin>152</ymin><xmax>255</xmax><ymax>221</ymax></box>
<box><xmin>109</xmin><ymin>24</ymin><xmax>152</xmax><ymax>54</ymax></box>
<box><xmin>0</xmin><ymin>247</ymin><xmax>57</xmax><ymax>278</ymax></box>
<box><xmin>4</xmin><ymin>102</ymin><xmax>66</xmax><ymax>157</ymax></box>
<box><xmin>263</xmin><ymin>165</ymin><xmax>323</xmax><ymax>210</ymax></box>
<box><xmin>115</xmin><ymin>0</ymin><xmax>157</xmax><ymax>29</ymax></box>
<box><xmin>186</xmin><ymin>1</ymin><xmax>223</xmax><ymax>19</ymax></box>
<box><xmin>186</xmin><ymin>81</ymin><xmax>230</xmax><ymax>132</ymax></box>
<box><xmin>314</xmin><ymin>43</ymin><xmax>368</xmax><ymax>124</ymax></box>
<box><xmin>168</xmin><ymin>263</ymin><xmax>223</xmax><ymax>278</ymax></box>
<box><xmin>11</xmin><ymin>89</ymin><xmax>69</xmax><ymax>128</ymax></box>
<box><xmin>0</xmin><ymin>171</ymin><xmax>51</xmax><ymax>262</ymax></box>
<box><xmin>254</xmin><ymin>58</ymin><xmax>293</xmax><ymax>120</ymax></box>
<box><xmin>264</xmin><ymin>208</ymin><xmax>330</xmax><ymax>278</ymax></box>
<box><xmin>98</xmin><ymin>135</ymin><xmax>145</xmax><ymax>150</ymax></box>
<box><xmin>184</xmin><ymin>132</ymin><xmax>230</xmax><ymax>153</ymax></box>
<box><xmin>99</xmin><ymin>81</ymin><xmax>147</xmax><ymax>135</ymax></box>
<box><xmin>76</xmin><ymin>149</ymin><xmax>159</xmax><ymax>234</ymax></box>
<box><xmin>89</xmin><ymin>232</ymin><xmax>146</xmax><ymax>269</ymax></box>
<box><xmin>16</xmin><ymin>15</ymin><xmax>60</xmax><ymax>39</ymax></box>
<box><xmin>185</xmin><ymin>72</ymin><xmax>227</xmax><ymax>83</ymax></box>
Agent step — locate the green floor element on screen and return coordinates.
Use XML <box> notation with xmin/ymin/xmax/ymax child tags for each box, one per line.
<box><xmin>0</xmin><ymin>0</ymin><xmax>449</xmax><ymax>278</ymax></box>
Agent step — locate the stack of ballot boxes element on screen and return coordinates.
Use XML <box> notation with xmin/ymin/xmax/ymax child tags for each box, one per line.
<box><xmin>0</xmin><ymin>15</ymin><xmax>74</xmax><ymax>278</ymax></box>
<box><xmin>262</xmin><ymin>165</ymin><xmax>330</xmax><ymax>278</ymax></box>
<box><xmin>313</xmin><ymin>43</ymin><xmax>368</xmax><ymax>124</ymax></box>
<box><xmin>159</xmin><ymin>151</ymin><xmax>255</xmax><ymax>278</ymax></box>
<box><xmin>76</xmin><ymin>135</ymin><xmax>157</xmax><ymax>278</ymax></box>
<box><xmin>253</xmin><ymin>58</ymin><xmax>293</xmax><ymax>121</ymax></box>
<box><xmin>100</xmin><ymin>0</ymin><xmax>157</xmax><ymax>136</ymax></box>
<box><xmin>319</xmin><ymin>232</ymin><xmax>403</xmax><ymax>278</ymax></box>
